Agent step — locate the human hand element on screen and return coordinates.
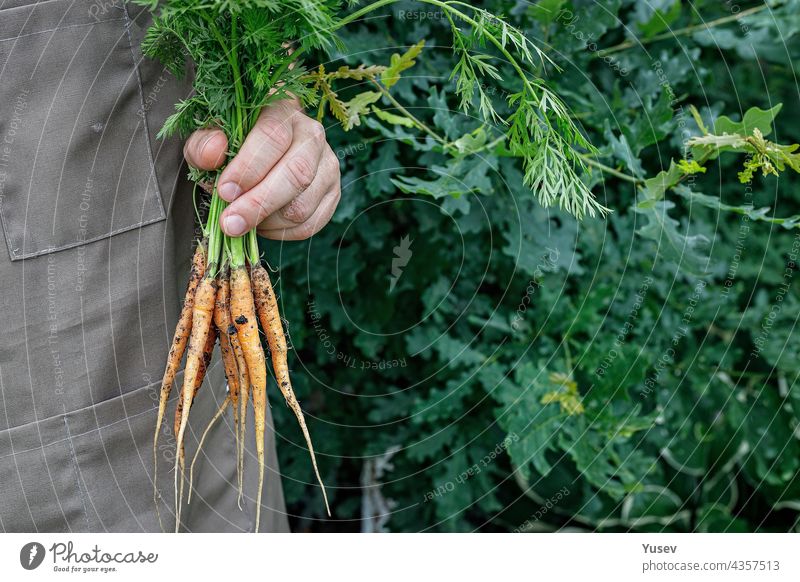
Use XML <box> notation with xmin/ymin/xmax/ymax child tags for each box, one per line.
<box><xmin>183</xmin><ymin>98</ymin><xmax>341</xmax><ymax>240</ymax></box>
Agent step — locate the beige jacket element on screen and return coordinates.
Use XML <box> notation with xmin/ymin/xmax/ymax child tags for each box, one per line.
<box><xmin>0</xmin><ymin>0</ymin><xmax>288</xmax><ymax>532</ymax></box>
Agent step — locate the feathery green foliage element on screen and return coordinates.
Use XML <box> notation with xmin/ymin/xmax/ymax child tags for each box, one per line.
<box><xmin>134</xmin><ymin>0</ymin><xmax>605</xmax><ymax>219</ymax></box>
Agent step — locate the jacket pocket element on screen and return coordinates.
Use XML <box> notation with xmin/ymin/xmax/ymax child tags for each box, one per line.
<box><xmin>68</xmin><ymin>372</ymin><xmax>252</xmax><ymax>532</ymax></box>
<box><xmin>0</xmin><ymin>415</ymin><xmax>89</xmax><ymax>532</ymax></box>
<box><xmin>0</xmin><ymin>377</ymin><xmax>168</xmax><ymax>533</ymax></box>
<box><xmin>0</xmin><ymin>0</ymin><xmax>165</xmax><ymax>261</ymax></box>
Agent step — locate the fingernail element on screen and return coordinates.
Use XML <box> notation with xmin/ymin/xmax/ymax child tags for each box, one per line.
<box><xmin>223</xmin><ymin>214</ymin><xmax>247</xmax><ymax>236</ymax></box>
<box><xmin>219</xmin><ymin>182</ymin><xmax>242</xmax><ymax>202</ymax></box>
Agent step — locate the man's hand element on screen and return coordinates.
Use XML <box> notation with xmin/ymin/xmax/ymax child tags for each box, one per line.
<box><xmin>183</xmin><ymin>98</ymin><xmax>341</xmax><ymax>240</ymax></box>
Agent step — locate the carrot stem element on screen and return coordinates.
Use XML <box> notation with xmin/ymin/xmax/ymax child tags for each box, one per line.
<box><xmin>247</xmin><ymin>230</ymin><xmax>260</xmax><ymax>265</ymax></box>
<box><xmin>206</xmin><ymin>192</ymin><xmax>225</xmax><ymax>277</ymax></box>
<box><xmin>229</xmin><ymin>234</ymin><xmax>246</xmax><ymax>269</ymax></box>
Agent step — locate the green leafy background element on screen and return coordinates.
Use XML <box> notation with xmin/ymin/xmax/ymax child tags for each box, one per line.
<box><xmin>258</xmin><ymin>0</ymin><xmax>800</xmax><ymax>532</ymax></box>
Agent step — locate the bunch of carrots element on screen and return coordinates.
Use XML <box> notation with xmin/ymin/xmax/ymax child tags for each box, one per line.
<box><xmin>136</xmin><ymin>0</ymin><xmax>600</xmax><ymax>532</ymax></box>
<box><xmin>153</xmin><ymin>200</ymin><xmax>328</xmax><ymax>532</ymax></box>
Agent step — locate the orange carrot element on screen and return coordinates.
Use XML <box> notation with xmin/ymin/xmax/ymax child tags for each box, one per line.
<box><xmin>175</xmin><ymin>323</ymin><xmax>217</xmax><ymax>461</ymax></box>
<box><xmin>212</xmin><ymin>271</ymin><xmax>243</xmax><ymax>497</ymax></box>
<box><xmin>214</xmin><ymin>275</ymin><xmax>240</xmax><ymax>411</ymax></box>
<box><xmin>153</xmin><ymin>240</ymin><xmax>206</xmax><ymax>530</ymax></box>
<box><xmin>228</xmin><ymin>322</ymin><xmax>250</xmax><ymax>507</ymax></box>
<box><xmin>251</xmin><ymin>262</ymin><xmax>330</xmax><ymax>516</ymax></box>
<box><xmin>229</xmin><ymin>265</ymin><xmax>268</xmax><ymax>531</ymax></box>
<box><xmin>174</xmin><ymin>276</ymin><xmax>217</xmax><ymax>532</ymax></box>
<box><xmin>173</xmin><ymin>322</ymin><xmax>216</xmax><ymax>523</ymax></box>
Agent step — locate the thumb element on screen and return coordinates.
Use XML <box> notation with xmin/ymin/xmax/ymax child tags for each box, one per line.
<box><xmin>184</xmin><ymin>128</ymin><xmax>228</xmax><ymax>171</ymax></box>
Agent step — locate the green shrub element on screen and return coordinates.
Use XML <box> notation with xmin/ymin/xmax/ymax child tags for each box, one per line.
<box><xmin>266</xmin><ymin>0</ymin><xmax>800</xmax><ymax>532</ymax></box>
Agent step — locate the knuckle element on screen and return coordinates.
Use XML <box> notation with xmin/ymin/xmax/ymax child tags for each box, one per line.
<box><xmin>243</xmin><ymin>195</ymin><xmax>271</xmax><ymax>224</ymax></box>
<box><xmin>286</xmin><ymin>156</ymin><xmax>316</xmax><ymax>192</ymax></box>
<box><xmin>256</xmin><ymin>119</ymin><xmax>292</xmax><ymax>151</ymax></box>
<box><xmin>306</xmin><ymin>119</ymin><xmax>326</xmax><ymax>143</ymax></box>
<box><xmin>324</xmin><ymin>147</ymin><xmax>340</xmax><ymax>172</ymax></box>
<box><xmin>281</xmin><ymin>197</ymin><xmax>313</xmax><ymax>224</ymax></box>
<box><xmin>255</xmin><ymin>228</ymin><xmax>275</xmax><ymax>241</ymax></box>
<box><xmin>294</xmin><ymin>221</ymin><xmax>318</xmax><ymax>240</ymax></box>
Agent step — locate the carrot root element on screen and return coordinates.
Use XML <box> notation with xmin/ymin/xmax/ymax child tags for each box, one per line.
<box><xmin>230</xmin><ymin>266</ymin><xmax>268</xmax><ymax>531</ymax></box>
<box><xmin>174</xmin><ymin>276</ymin><xmax>218</xmax><ymax>533</ymax></box>
<box><xmin>158</xmin><ymin>243</ymin><xmax>332</xmax><ymax>530</ymax></box>
<box><xmin>229</xmin><ymin>322</ymin><xmax>250</xmax><ymax>510</ymax></box>
<box><xmin>154</xmin><ymin>241</ymin><xmax>206</xmax><ymax>531</ymax></box>
<box><xmin>175</xmin><ymin>321</ymin><xmax>216</xmax><ymax>529</ymax></box>
<box><xmin>252</xmin><ymin>263</ymin><xmax>330</xmax><ymax>516</ymax></box>
<box><xmin>213</xmin><ymin>272</ymin><xmax>244</xmax><ymax>501</ymax></box>
<box><xmin>188</xmin><ymin>396</ymin><xmax>230</xmax><ymax>505</ymax></box>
